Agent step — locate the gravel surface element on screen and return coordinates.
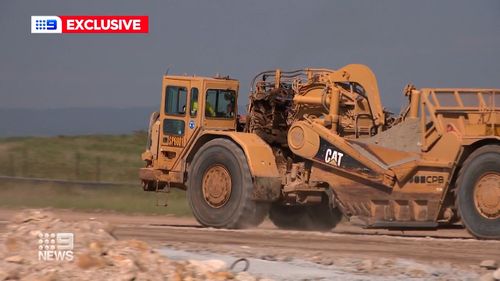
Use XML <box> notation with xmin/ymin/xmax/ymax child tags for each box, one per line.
<box><xmin>0</xmin><ymin>209</ymin><xmax>498</xmax><ymax>281</ymax></box>
<box><xmin>159</xmin><ymin>247</ymin><xmax>482</xmax><ymax>281</ymax></box>
<box><xmin>0</xmin><ymin>210</ymin><xmax>268</xmax><ymax>281</ymax></box>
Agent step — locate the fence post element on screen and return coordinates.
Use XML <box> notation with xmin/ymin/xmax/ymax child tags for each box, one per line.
<box><xmin>21</xmin><ymin>148</ymin><xmax>27</xmax><ymax>177</ymax></box>
<box><xmin>96</xmin><ymin>157</ymin><xmax>101</xmax><ymax>182</ymax></box>
<box><xmin>8</xmin><ymin>153</ymin><xmax>15</xmax><ymax>177</ymax></box>
<box><xmin>75</xmin><ymin>152</ymin><xmax>81</xmax><ymax>180</ymax></box>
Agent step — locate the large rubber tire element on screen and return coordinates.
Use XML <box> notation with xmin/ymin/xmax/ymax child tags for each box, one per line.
<box><xmin>269</xmin><ymin>205</ymin><xmax>308</xmax><ymax>229</ymax></box>
<box><xmin>187</xmin><ymin>139</ymin><xmax>268</xmax><ymax>229</ymax></box>
<box><xmin>456</xmin><ymin>144</ymin><xmax>500</xmax><ymax>239</ymax></box>
<box><xmin>269</xmin><ymin>202</ymin><xmax>343</xmax><ymax>231</ymax></box>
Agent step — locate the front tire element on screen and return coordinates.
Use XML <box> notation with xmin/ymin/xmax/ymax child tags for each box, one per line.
<box><xmin>456</xmin><ymin>144</ymin><xmax>500</xmax><ymax>239</ymax></box>
<box><xmin>187</xmin><ymin>139</ymin><xmax>268</xmax><ymax>229</ymax></box>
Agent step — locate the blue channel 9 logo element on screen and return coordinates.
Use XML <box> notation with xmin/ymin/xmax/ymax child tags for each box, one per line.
<box><xmin>35</xmin><ymin>19</ymin><xmax>57</xmax><ymax>31</ymax></box>
<box><xmin>31</xmin><ymin>16</ymin><xmax>62</xmax><ymax>34</ymax></box>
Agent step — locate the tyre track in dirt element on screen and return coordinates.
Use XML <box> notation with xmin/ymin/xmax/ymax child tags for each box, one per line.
<box><xmin>113</xmin><ymin>225</ymin><xmax>500</xmax><ymax>265</ymax></box>
<box><xmin>0</xmin><ymin>209</ymin><xmax>498</xmax><ymax>267</ymax></box>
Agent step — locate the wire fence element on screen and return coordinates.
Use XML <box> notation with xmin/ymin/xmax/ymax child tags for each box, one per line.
<box><xmin>0</xmin><ymin>149</ymin><xmax>141</xmax><ymax>184</ymax></box>
<box><xmin>0</xmin><ymin>175</ymin><xmax>138</xmax><ymax>187</ymax></box>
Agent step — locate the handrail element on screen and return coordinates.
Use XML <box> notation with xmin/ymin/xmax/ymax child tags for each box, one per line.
<box><xmin>418</xmin><ymin>88</ymin><xmax>499</xmax><ymax>150</ymax></box>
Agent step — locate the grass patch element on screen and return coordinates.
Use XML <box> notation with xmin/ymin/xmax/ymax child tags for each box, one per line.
<box><xmin>0</xmin><ymin>132</ymin><xmax>146</xmax><ymax>182</ymax></box>
<box><xmin>0</xmin><ymin>180</ymin><xmax>192</xmax><ymax>216</ymax></box>
<box><xmin>0</xmin><ymin>133</ymin><xmax>193</xmax><ymax>216</ymax></box>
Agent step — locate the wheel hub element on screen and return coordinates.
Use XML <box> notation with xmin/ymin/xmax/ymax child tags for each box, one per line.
<box><xmin>474</xmin><ymin>172</ymin><xmax>500</xmax><ymax>219</ymax></box>
<box><xmin>202</xmin><ymin>164</ymin><xmax>232</xmax><ymax>208</ymax></box>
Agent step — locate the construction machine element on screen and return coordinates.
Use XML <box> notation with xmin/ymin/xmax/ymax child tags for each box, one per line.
<box><xmin>139</xmin><ymin>64</ymin><xmax>500</xmax><ymax>239</ymax></box>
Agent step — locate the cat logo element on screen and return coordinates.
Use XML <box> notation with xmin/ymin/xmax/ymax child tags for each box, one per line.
<box><xmin>164</xmin><ymin>135</ymin><xmax>183</xmax><ymax>147</ymax></box>
<box><xmin>324</xmin><ymin>148</ymin><xmax>344</xmax><ymax>167</ymax></box>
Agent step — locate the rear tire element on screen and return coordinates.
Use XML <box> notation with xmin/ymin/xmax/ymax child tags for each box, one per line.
<box><xmin>269</xmin><ymin>204</ymin><xmax>308</xmax><ymax>229</ymax></box>
<box><xmin>269</xmin><ymin>201</ymin><xmax>342</xmax><ymax>231</ymax></box>
<box><xmin>456</xmin><ymin>144</ymin><xmax>500</xmax><ymax>239</ymax></box>
<box><xmin>187</xmin><ymin>139</ymin><xmax>268</xmax><ymax>229</ymax></box>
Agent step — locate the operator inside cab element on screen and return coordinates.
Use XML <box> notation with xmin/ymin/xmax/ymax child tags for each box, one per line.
<box><xmin>189</xmin><ymin>100</ymin><xmax>216</xmax><ymax>116</ymax></box>
<box><xmin>203</xmin><ymin>89</ymin><xmax>236</xmax><ymax>118</ymax></box>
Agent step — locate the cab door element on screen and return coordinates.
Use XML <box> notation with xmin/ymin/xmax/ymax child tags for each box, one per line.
<box><xmin>158</xmin><ymin>79</ymin><xmax>196</xmax><ymax>171</ymax></box>
<box><xmin>202</xmin><ymin>81</ymin><xmax>238</xmax><ymax>130</ymax></box>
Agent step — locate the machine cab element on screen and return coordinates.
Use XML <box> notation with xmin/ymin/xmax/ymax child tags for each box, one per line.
<box><xmin>144</xmin><ymin>75</ymin><xmax>239</xmax><ymax>174</ymax></box>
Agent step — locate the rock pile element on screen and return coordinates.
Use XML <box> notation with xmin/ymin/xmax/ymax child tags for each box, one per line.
<box><xmin>0</xmin><ymin>210</ymin><xmax>267</xmax><ymax>281</ymax></box>
<box><xmin>480</xmin><ymin>259</ymin><xmax>500</xmax><ymax>281</ymax></box>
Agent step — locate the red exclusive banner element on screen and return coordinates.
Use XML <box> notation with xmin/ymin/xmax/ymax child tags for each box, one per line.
<box><xmin>60</xmin><ymin>16</ymin><xmax>148</xmax><ymax>33</ymax></box>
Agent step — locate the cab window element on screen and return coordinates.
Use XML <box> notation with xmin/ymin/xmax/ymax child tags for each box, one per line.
<box><xmin>163</xmin><ymin>119</ymin><xmax>185</xmax><ymax>136</ymax></box>
<box><xmin>190</xmin><ymin>88</ymin><xmax>199</xmax><ymax>117</ymax></box>
<box><xmin>205</xmin><ymin>89</ymin><xmax>236</xmax><ymax>118</ymax></box>
<box><xmin>165</xmin><ymin>86</ymin><xmax>187</xmax><ymax>115</ymax></box>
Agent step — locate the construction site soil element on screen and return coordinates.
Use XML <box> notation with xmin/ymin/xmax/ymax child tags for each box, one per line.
<box><xmin>0</xmin><ymin>209</ymin><xmax>498</xmax><ymax>280</ymax></box>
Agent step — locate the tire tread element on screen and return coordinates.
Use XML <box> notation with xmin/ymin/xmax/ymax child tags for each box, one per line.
<box><xmin>455</xmin><ymin>144</ymin><xmax>500</xmax><ymax>239</ymax></box>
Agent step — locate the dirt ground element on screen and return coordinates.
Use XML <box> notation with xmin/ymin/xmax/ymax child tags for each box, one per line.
<box><xmin>0</xmin><ymin>208</ymin><xmax>498</xmax><ymax>280</ymax></box>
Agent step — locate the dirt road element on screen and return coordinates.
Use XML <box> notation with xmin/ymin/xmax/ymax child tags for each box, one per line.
<box><xmin>0</xmin><ymin>208</ymin><xmax>498</xmax><ymax>280</ymax></box>
<box><xmin>0</xmin><ymin>208</ymin><xmax>497</xmax><ymax>264</ymax></box>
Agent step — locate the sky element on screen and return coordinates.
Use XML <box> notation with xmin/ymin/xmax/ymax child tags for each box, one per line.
<box><xmin>1</xmin><ymin>0</ymin><xmax>499</xmax><ymax>110</ymax></box>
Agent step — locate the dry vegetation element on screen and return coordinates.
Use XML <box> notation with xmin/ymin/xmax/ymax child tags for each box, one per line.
<box><xmin>0</xmin><ymin>133</ymin><xmax>191</xmax><ymax>216</ymax></box>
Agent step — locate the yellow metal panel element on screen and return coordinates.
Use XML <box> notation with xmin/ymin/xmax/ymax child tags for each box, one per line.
<box><xmin>202</xmin><ymin>131</ymin><xmax>280</xmax><ymax>178</ymax></box>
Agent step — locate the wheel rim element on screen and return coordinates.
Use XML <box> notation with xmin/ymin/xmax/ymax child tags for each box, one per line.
<box><xmin>202</xmin><ymin>164</ymin><xmax>232</xmax><ymax>208</ymax></box>
<box><xmin>473</xmin><ymin>172</ymin><xmax>500</xmax><ymax>219</ymax></box>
